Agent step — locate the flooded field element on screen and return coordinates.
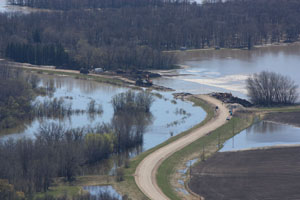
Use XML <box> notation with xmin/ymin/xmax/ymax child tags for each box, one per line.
<box><xmin>220</xmin><ymin>121</ymin><xmax>300</xmax><ymax>152</ymax></box>
<box><xmin>154</xmin><ymin>43</ymin><xmax>300</xmax><ymax>98</ymax></box>
<box><xmin>0</xmin><ymin>73</ymin><xmax>206</xmax><ymax>152</ymax></box>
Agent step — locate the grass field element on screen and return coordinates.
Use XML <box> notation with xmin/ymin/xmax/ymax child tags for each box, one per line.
<box><xmin>257</xmin><ymin>105</ymin><xmax>300</xmax><ymax>113</ymax></box>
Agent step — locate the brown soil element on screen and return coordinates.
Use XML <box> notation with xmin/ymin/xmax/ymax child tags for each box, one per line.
<box><xmin>264</xmin><ymin>112</ymin><xmax>300</xmax><ymax>127</ymax></box>
<box><xmin>189</xmin><ymin>146</ymin><xmax>300</xmax><ymax>200</ymax></box>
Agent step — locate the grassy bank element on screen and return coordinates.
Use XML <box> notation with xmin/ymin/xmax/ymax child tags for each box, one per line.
<box><xmin>257</xmin><ymin>105</ymin><xmax>300</xmax><ymax>113</ymax></box>
<box><xmin>157</xmin><ymin>111</ymin><xmax>255</xmax><ymax>200</ymax></box>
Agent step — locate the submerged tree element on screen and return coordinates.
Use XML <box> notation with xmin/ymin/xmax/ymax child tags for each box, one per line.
<box><xmin>112</xmin><ymin>111</ymin><xmax>153</xmax><ymax>152</ymax></box>
<box><xmin>111</xmin><ymin>91</ymin><xmax>154</xmax><ymax>113</ymax></box>
<box><xmin>246</xmin><ymin>71</ymin><xmax>299</xmax><ymax>106</ymax></box>
<box><xmin>111</xmin><ymin>91</ymin><xmax>154</xmax><ymax>151</ymax></box>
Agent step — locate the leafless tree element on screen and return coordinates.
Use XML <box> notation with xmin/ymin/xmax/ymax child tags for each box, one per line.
<box><xmin>247</xmin><ymin>71</ymin><xmax>299</xmax><ymax>106</ymax></box>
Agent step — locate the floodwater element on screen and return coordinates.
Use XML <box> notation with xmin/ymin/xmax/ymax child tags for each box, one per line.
<box><xmin>154</xmin><ymin>43</ymin><xmax>300</xmax><ymax>99</ymax></box>
<box><xmin>220</xmin><ymin>121</ymin><xmax>300</xmax><ymax>152</ymax></box>
<box><xmin>0</xmin><ymin>74</ymin><xmax>206</xmax><ymax>152</ymax></box>
<box><xmin>83</xmin><ymin>185</ymin><xmax>122</xmax><ymax>200</ymax></box>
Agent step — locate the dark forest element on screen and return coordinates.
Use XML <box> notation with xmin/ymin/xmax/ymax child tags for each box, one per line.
<box><xmin>1</xmin><ymin>0</ymin><xmax>300</xmax><ymax>70</ymax></box>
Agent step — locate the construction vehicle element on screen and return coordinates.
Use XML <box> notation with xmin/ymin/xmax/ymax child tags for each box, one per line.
<box><xmin>79</xmin><ymin>68</ymin><xmax>89</xmax><ymax>74</ymax></box>
<box><xmin>135</xmin><ymin>74</ymin><xmax>153</xmax><ymax>87</ymax></box>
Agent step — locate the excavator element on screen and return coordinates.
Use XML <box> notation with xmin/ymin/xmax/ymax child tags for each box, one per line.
<box><xmin>135</xmin><ymin>74</ymin><xmax>153</xmax><ymax>87</ymax></box>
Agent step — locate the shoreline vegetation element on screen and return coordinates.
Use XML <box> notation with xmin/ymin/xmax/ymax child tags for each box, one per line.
<box><xmin>1</xmin><ymin>40</ymin><xmax>300</xmax><ymax>94</ymax></box>
<box><xmin>2</xmin><ymin>40</ymin><xmax>300</xmax><ymax>95</ymax></box>
<box><xmin>164</xmin><ymin>41</ymin><xmax>300</xmax><ymax>53</ymax></box>
<box><xmin>0</xmin><ymin>59</ymin><xmax>175</xmax><ymax>92</ymax></box>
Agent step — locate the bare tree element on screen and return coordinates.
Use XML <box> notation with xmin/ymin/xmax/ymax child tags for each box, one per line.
<box><xmin>247</xmin><ymin>71</ymin><xmax>299</xmax><ymax>106</ymax></box>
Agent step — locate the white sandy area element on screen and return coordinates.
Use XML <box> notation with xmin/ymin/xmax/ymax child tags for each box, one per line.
<box><xmin>182</xmin><ymin>74</ymin><xmax>249</xmax><ymax>94</ymax></box>
<box><xmin>185</xmin><ymin>69</ymin><xmax>221</xmax><ymax>77</ymax></box>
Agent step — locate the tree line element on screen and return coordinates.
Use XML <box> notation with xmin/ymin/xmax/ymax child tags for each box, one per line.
<box><xmin>1</xmin><ymin>0</ymin><xmax>300</xmax><ymax>70</ymax></box>
<box><xmin>5</xmin><ymin>43</ymin><xmax>71</xmax><ymax>68</ymax></box>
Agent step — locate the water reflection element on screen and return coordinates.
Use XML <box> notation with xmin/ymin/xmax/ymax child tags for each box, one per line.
<box><xmin>1</xmin><ymin>73</ymin><xmax>206</xmax><ymax>153</ymax></box>
<box><xmin>112</xmin><ymin>111</ymin><xmax>153</xmax><ymax>152</ymax></box>
<box><xmin>220</xmin><ymin>121</ymin><xmax>300</xmax><ymax>152</ymax></box>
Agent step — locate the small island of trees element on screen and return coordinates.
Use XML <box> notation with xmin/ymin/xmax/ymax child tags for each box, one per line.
<box><xmin>247</xmin><ymin>71</ymin><xmax>299</xmax><ymax>106</ymax></box>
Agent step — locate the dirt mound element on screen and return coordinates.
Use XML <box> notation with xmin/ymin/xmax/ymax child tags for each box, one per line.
<box><xmin>210</xmin><ymin>92</ymin><xmax>253</xmax><ymax>107</ymax></box>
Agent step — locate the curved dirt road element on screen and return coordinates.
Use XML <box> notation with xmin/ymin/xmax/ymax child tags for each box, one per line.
<box><xmin>135</xmin><ymin>95</ymin><xmax>229</xmax><ymax>200</ymax></box>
